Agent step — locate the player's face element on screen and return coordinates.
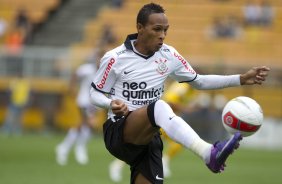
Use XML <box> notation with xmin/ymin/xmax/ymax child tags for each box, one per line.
<box><xmin>137</xmin><ymin>13</ymin><xmax>169</xmax><ymax>55</ymax></box>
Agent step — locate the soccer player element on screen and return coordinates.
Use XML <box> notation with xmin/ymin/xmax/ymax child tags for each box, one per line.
<box><xmin>55</xmin><ymin>49</ymin><xmax>102</xmax><ymax>165</ymax></box>
<box><xmin>90</xmin><ymin>3</ymin><xmax>270</xmax><ymax>183</ymax></box>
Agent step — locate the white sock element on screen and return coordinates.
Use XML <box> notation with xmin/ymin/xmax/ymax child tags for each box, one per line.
<box><xmin>76</xmin><ymin>125</ymin><xmax>91</xmax><ymax>147</ymax></box>
<box><xmin>59</xmin><ymin>128</ymin><xmax>78</xmax><ymax>152</ymax></box>
<box><xmin>154</xmin><ymin>100</ymin><xmax>212</xmax><ymax>163</ymax></box>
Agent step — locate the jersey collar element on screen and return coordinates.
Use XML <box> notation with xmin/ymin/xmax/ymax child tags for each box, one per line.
<box><xmin>124</xmin><ymin>33</ymin><xmax>155</xmax><ymax>59</ymax></box>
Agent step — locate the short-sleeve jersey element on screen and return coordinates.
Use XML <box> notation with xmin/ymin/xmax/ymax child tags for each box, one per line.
<box><xmin>92</xmin><ymin>33</ymin><xmax>197</xmax><ymax>118</ymax></box>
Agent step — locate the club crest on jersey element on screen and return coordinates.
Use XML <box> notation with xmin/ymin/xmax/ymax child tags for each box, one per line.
<box><xmin>155</xmin><ymin>58</ymin><xmax>168</xmax><ymax>75</ymax></box>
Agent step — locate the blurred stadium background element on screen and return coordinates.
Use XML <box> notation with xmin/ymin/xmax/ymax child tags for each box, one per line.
<box><xmin>0</xmin><ymin>0</ymin><xmax>281</xmax><ymax>183</ymax></box>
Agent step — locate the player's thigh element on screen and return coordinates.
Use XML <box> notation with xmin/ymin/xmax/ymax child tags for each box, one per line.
<box><xmin>124</xmin><ymin>106</ymin><xmax>158</xmax><ymax>145</ymax></box>
<box><xmin>134</xmin><ymin>173</ymin><xmax>152</xmax><ymax>184</ymax></box>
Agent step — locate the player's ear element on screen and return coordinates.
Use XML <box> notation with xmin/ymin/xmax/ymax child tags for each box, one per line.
<box><xmin>137</xmin><ymin>23</ymin><xmax>144</xmax><ymax>34</ymax></box>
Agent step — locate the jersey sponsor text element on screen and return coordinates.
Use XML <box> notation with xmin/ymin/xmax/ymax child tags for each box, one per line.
<box><xmin>174</xmin><ymin>52</ymin><xmax>195</xmax><ymax>74</ymax></box>
<box><xmin>97</xmin><ymin>58</ymin><xmax>115</xmax><ymax>89</ymax></box>
<box><xmin>122</xmin><ymin>81</ymin><xmax>164</xmax><ymax>104</ymax></box>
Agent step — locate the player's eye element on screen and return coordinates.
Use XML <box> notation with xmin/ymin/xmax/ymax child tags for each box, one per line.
<box><xmin>164</xmin><ymin>28</ymin><xmax>168</xmax><ymax>33</ymax></box>
<box><xmin>154</xmin><ymin>27</ymin><xmax>162</xmax><ymax>32</ymax></box>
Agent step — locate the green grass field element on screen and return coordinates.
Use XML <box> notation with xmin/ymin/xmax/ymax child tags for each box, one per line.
<box><xmin>0</xmin><ymin>133</ymin><xmax>281</xmax><ymax>184</ymax></box>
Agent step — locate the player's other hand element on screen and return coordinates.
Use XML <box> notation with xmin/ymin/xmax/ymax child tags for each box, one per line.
<box><xmin>240</xmin><ymin>66</ymin><xmax>270</xmax><ymax>85</ymax></box>
<box><xmin>110</xmin><ymin>99</ymin><xmax>129</xmax><ymax>117</ymax></box>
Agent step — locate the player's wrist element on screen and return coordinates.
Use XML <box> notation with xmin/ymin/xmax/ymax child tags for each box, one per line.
<box><xmin>240</xmin><ymin>74</ymin><xmax>246</xmax><ymax>85</ymax></box>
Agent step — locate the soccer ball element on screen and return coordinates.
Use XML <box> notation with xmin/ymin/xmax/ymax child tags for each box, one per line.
<box><xmin>222</xmin><ymin>96</ymin><xmax>263</xmax><ymax>137</ymax></box>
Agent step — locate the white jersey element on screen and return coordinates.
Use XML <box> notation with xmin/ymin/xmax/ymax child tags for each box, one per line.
<box><xmin>91</xmin><ymin>33</ymin><xmax>197</xmax><ymax>118</ymax></box>
<box><xmin>76</xmin><ymin>62</ymin><xmax>97</xmax><ymax>108</ymax></box>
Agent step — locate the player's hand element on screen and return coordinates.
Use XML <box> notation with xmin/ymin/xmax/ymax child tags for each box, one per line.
<box><xmin>240</xmin><ymin>66</ymin><xmax>270</xmax><ymax>85</ymax></box>
<box><xmin>110</xmin><ymin>99</ymin><xmax>129</xmax><ymax>117</ymax></box>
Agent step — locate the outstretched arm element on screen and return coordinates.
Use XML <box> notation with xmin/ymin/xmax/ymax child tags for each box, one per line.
<box><xmin>189</xmin><ymin>66</ymin><xmax>270</xmax><ymax>90</ymax></box>
<box><xmin>240</xmin><ymin>66</ymin><xmax>270</xmax><ymax>85</ymax></box>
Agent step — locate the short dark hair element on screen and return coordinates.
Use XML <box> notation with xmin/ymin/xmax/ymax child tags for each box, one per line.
<box><xmin>137</xmin><ymin>3</ymin><xmax>165</xmax><ymax>26</ymax></box>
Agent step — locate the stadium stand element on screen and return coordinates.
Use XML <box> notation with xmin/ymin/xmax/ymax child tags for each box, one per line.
<box><xmin>0</xmin><ymin>0</ymin><xmax>60</xmax><ymax>23</ymax></box>
<box><xmin>0</xmin><ymin>0</ymin><xmax>281</xmax><ymax>132</ymax></box>
<box><xmin>0</xmin><ymin>0</ymin><xmax>111</xmax><ymax>131</ymax></box>
<box><xmin>81</xmin><ymin>0</ymin><xmax>281</xmax><ymax>69</ymax></box>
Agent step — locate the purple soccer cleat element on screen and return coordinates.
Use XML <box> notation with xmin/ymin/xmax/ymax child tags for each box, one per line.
<box><xmin>207</xmin><ymin>132</ymin><xmax>243</xmax><ymax>173</ymax></box>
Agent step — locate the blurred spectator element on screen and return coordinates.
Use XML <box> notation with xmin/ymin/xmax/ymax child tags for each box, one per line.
<box><xmin>4</xmin><ymin>28</ymin><xmax>24</xmax><ymax>75</ymax></box>
<box><xmin>5</xmin><ymin>28</ymin><xmax>24</xmax><ymax>54</ymax></box>
<box><xmin>1</xmin><ymin>73</ymin><xmax>31</xmax><ymax>135</ymax></box>
<box><xmin>243</xmin><ymin>0</ymin><xmax>274</xmax><ymax>27</ymax></box>
<box><xmin>207</xmin><ymin>15</ymin><xmax>242</xmax><ymax>39</ymax></box>
<box><xmin>0</xmin><ymin>18</ymin><xmax>7</xmax><ymax>43</ymax></box>
<box><xmin>112</xmin><ymin>0</ymin><xmax>124</xmax><ymax>9</ymax></box>
<box><xmin>97</xmin><ymin>24</ymin><xmax>117</xmax><ymax>48</ymax></box>
<box><xmin>259</xmin><ymin>0</ymin><xmax>275</xmax><ymax>27</ymax></box>
<box><xmin>243</xmin><ymin>0</ymin><xmax>261</xmax><ymax>26</ymax></box>
<box><xmin>14</xmin><ymin>8</ymin><xmax>33</xmax><ymax>43</ymax></box>
<box><xmin>227</xmin><ymin>15</ymin><xmax>243</xmax><ymax>38</ymax></box>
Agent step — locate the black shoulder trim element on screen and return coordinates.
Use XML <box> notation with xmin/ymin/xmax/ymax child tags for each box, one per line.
<box><xmin>179</xmin><ymin>74</ymin><xmax>198</xmax><ymax>83</ymax></box>
<box><xmin>133</xmin><ymin>51</ymin><xmax>155</xmax><ymax>60</ymax></box>
<box><xmin>91</xmin><ymin>82</ymin><xmax>111</xmax><ymax>94</ymax></box>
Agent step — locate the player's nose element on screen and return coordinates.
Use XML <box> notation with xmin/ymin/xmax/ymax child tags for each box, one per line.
<box><xmin>159</xmin><ymin>30</ymin><xmax>166</xmax><ymax>40</ymax></box>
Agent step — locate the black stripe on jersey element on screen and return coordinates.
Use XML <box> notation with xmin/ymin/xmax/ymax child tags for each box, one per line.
<box><xmin>179</xmin><ymin>73</ymin><xmax>198</xmax><ymax>83</ymax></box>
<box><xmin>133</xmin><ymin>51</ymin><xmax>154</xmax><ymax>60</ymax></box>
<box><xmin>91</xmin><ymin>82</ymin><xmax>111</xmax><ymax>94</ymax></box>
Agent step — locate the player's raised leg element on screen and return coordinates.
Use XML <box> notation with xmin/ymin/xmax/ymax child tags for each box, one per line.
<box><xmin>149</xmin><ymin>99</ymin><xmax>243</xmax><ymax>173</ymax></box>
